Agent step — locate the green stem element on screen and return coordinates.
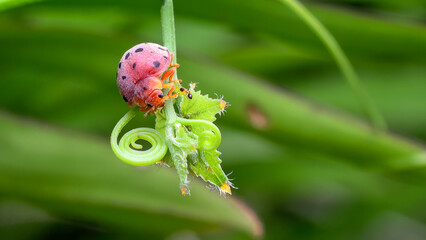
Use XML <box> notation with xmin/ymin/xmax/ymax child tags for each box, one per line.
<box><xmin>161</xmin><ymin>0</ymin><xmax>178</xmax><ymax>125</ymax></box>
<box><xmin>279</xmin><ymin>0</ymin><xmax>386</xmax><ymax>131</ymax></box>
<box><xmin>161</xmin><ymin>0</ymin><xmax>190</xmax><ymax>193</ymax></box>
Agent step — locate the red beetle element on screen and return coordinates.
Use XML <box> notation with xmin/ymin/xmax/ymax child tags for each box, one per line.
<box><xmin>116</xmin><ymin>43</ymin><xmax>190</xmax><ymax>114</ymax></box>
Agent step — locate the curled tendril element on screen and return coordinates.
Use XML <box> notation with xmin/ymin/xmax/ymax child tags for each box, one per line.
<box><xmin>111</xmin><ymin>107</ymin><xmax>167</xmax><ymax>166</ymax></box>
<box><xmin>176</xmin><ymin>117</ymin><xmax>221</xmax><ymax>151</ymax></box>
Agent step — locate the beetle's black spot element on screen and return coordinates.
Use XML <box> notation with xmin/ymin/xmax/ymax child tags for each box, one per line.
<box><xmin>122</xmin><ymin>76</ymin><xmax>126</xmax><ymax>80</ymax></box>
<box><xmin>143</xmin><ymin>87</ymin><xmax>147</xmax><ymax>90</ymax></box>
<box><xmin>125</xmin><ymin>52</ymin><xmax>130</xmax><ymax>59</ymax></box>
<box><xmin>132</xmin><ymin>63</ymin><xmax>136</xmax><ymax>69</ymax></box>
<box><xmin>158</xmin><ymin>94</ymin><xmax>163</xmax><ymax>98</ymax></box>
<box><xmin>147</xmin><ymin>104</ymin><xmax>152</xmax><ymax>107</ymax></box>
<box><xmin>123</xmin><ymin>95</ymin><xmax>128</xmax><ymax>102</ymax></box>
<box><xmin>180</xmin><ymin>87</ymin><xmax>184</xmax><ymax>92</ymax></box>
<box><xmin>163</xmin><ymin>56</ymin><xmax>168</xmax><ymax>60</ymax></box>
<box><xmin>118</xmin><ymin>62</ymin><xmax>121</xmax><ymax>68</ymax></box>
<box><xmin>153</xmin><ymin>61</ymin><xmax>160</xmax><ymax>68</ymax></box>
<box><xmin>158</xmin><ymin>47</ymin><xmax>167</xmax><ymax>51</ymax></box>
<box><xmin>135</xmin><ymin>48</ymin><xmax>143</xmax><ymax>53</ymax></box>
<box><xmin>188</xmin><ymin>93</ymin><xmax>193</xmax><ymax>99</ymax></box>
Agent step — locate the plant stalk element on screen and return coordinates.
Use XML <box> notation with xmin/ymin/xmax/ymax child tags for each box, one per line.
<box><xmin>280</xmin><ymin>0</ymin><xmax>386</xmax><ymax>131</ymax></box>
<box><xmin>161</xmin><ymin>0</ymin><xmax>178</xmax><ymax>125</ymax></box>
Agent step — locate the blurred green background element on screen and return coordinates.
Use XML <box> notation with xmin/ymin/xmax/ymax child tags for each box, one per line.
<box><xmin>1</xmin><ymin>0</ymin><xmax>425</xmax><ymax>239</ymax></box>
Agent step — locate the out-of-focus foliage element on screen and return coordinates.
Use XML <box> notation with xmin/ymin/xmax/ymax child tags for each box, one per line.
<box><xmin>0</xmin><ymin>0</ymin><xmax>425</xmax><ymax>239</ymax></box>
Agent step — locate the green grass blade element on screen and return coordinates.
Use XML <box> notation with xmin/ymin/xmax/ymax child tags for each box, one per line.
<box><xmin>279</xmin><ymin>0</ymin><xmax>386</xmax><ymax>131</ymax></box>
<box><xmin>178</xmin><ymin>58</ymin><xmax>426</xmax><ymax>170</ymax></box>
<box><xmin>0</xmin><ymin>0</ymin><xmax>40</xmax><ymax>11</ymax></box>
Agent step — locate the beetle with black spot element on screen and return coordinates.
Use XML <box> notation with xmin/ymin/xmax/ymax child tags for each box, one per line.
<box><xmin>116</xmin><ymin>43</ymin><xmax>191</xmax><ymax>115</ymax></box>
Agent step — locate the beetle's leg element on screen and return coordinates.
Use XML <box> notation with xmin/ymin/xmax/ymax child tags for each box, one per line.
<box><xmin>162</xmin><ymin>95</ymin><xmax>170</xmax><ymax>101</ymax></box>
<box><xmin>143</xmin><ymin>109</ymin><xmax>150</xmax><ymax>117</ymax></box>
<box><xmin>163</xmin><ymin>83</ymin><xmax>178</xmax><ymax>98</ymax></box>
<box><xmin>144</xmin><ymin>106</ymin><xmax>156</xmax><ymax>117</ymax></box>
<box><xmin>161</xmin><ymin>68</ymin><xmax>182</xmax><ymax>83</ymax></box>
<box><xmin>169</xmin><ymin>53</ymin><xmax>180</xmax><ymax>68</ymax></box>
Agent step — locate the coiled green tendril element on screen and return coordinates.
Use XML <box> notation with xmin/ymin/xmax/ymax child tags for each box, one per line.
<box><xmin>111</xmin><ymin>107</ymin><xmax>167</xmax><ymax>166</ymax></box>
<box><xmin>176</xmin><ymin>117</ymin><xmax>221</xmax><ymax>151</ymax></box>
